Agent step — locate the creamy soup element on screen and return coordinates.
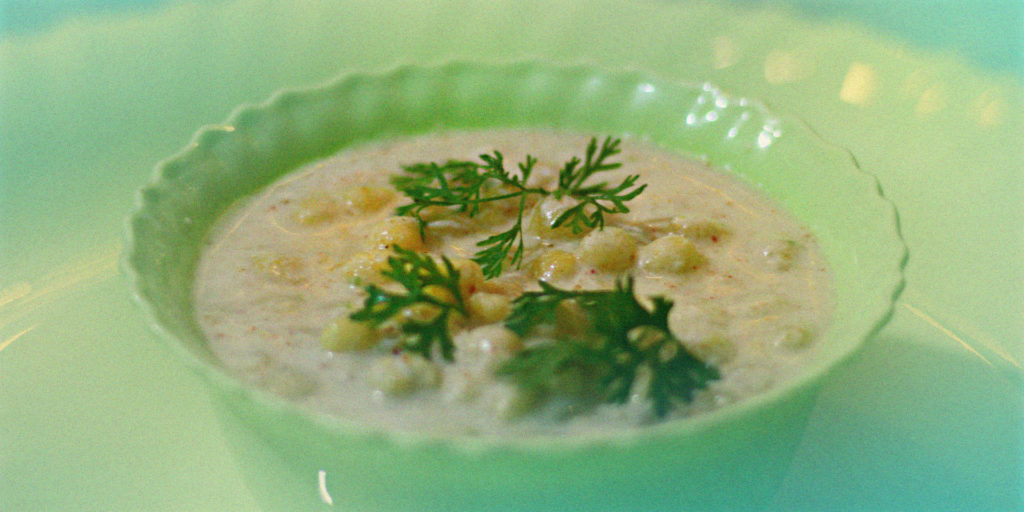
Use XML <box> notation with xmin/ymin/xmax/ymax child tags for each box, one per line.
<box><xmin>194</xmin><ymin>130</ymin><xmax>832</xmax><ymax>437</ymax></box>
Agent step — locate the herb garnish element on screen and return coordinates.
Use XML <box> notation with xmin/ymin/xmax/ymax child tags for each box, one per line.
<box><xmin>497</xmin><ymin>278</ymin><xmax>719</xmax><ymax>418</ymax></box>
<box><xmin>391</xmin><ymin>137</ymin><xmax>646</xmax><ymax>278</ymax></box>
<box><xmin>350</xmin><ymin>139</ymin><xmax>717</xmax><ymax>418</ymax></box>
<box><xmin>349</xmin><ymin>246</ymin><xmax>466</xmax><ymax>361</ymax></box>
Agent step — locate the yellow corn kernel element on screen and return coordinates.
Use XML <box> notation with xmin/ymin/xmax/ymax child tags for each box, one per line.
<box><xmin>529</xmin><ymin>249</ymin><xmax>578</xmax><ymax>281</ymax></box>
<box><xmin>422</xmin><ymin>284</ymin><xmax>457</xmax><ymax>306</ymax></box>
<box><xmin>479</xmin><ymin>275</ymin><xmax>525</xmax><ymax>296</ymax></box>
<box><xmin>638</xmin><ymin>235</ymin><xmax>706</xmax><ymax>274</ymax></box>
<box><xmin>401</xmin><ymin>303</ymin><xmax>442</xmax><ymax>324</ymax></box>
<box><xmin>689</xmin><ymin>336</ymin><xmax>736</xmax><ymax>365</ymax></box>
<box><xmin>772</xmin><ymin>326</ymin><xmax>813</xmax><ymax>350</ymax></box>
<box><xmin>343</xmin><ymin>185</ymin><xmax>395</xmax><ymax>213</ymax></box>
<box><xmin>578</xmin><ymin>227</ymin><xmax>637</xmax><ymax>272</ymax></box>
<box><xmin>473</xmin><ymin>325</ymin><xmax>522</xmax><ymax>355</ymax></box>
<box><xmin>527</xmin><ymin>196</ymin><xmax>591</xmax><ymax>240</ymax></box>
<box><xmin>294</xmin><ymin>193</ymin><xmax>341</xmax><ymax>225</ymax></box>
<box><xmin>401</xmin><ymin>286</ymin><xmax>465</xmax><ymax>332</ymax></box>
<box><xmin>339</xmin><ymin>250</ymin><xmax>390</xmax><ymax>285</ymax></box>
<box><xmin>367</xmin><ymin>353</ymin><xmax>442</xmax><ymax>395</ymax></box>
<box><xmin>371</xmin><ymin>216</ymin><xmax>425</xmax><ymax>251</ymax></box>
<box><xmin>455</xmin><ymin>325</ymin><xmax>523</xmax><ymax>371</ymax></box>
<box><xmin>450</xmin><ymin>257</ymin><xmax>484</xmax><ymax>297</ymax></box>
<box><xmin>467</xmin><ymin>292</ymin><xmax>513</xmax><ymax>324</ymax></box>
<box><xmin>320</xmin><ymin>316</ymin><xmax>379</xmax><ymax>352</ymax></box>
<box><xmin>672</xmin><ymin>218</ymin><xmax>730</xmax><ymax>241</ymax></box>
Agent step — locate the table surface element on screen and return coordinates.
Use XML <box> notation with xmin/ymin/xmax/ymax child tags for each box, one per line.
<box><xmin>2</xmin><ymin>1</ymin><xmax>1022</xmax><ymax>510</ymax></box>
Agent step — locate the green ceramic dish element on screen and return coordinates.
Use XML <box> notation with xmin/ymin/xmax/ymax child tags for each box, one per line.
<box><xmin>124</xmin><ymin>61</ymin><xmax>906</xmax><ymax>511</ymax></box>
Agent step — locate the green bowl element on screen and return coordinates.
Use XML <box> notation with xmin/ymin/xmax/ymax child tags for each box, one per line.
<box><xmin>124</xmin><ymin>61</ymin><xmax>906</xmax><ymax>511</ymax></box>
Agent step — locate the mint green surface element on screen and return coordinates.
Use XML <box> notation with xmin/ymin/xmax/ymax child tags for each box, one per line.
<box><xmin>124</xmin><ymin>62</ymin><xmax>904</xmax><ymax>511</ymax></box>
<box><xmin>2</xmin><ymin>1</ymin><xmax>1021</xmax><ymax>510</ymax></box>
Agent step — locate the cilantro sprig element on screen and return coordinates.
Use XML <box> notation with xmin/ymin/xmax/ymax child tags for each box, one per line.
<box><xmin>349</xmin><ymin>246</ymin><xmax>466</xmax><ymax>361</ymax></box>
<box><xmin>391</xmin><ymin>136</ymin><xmax>645</xmax><ymax>278</ymax></box>
<box><xmin>549</xmin><ymin>137</ymin><xmax>646</xmax><ymax>234</ymax></box>
<box><xmin>498</xmin><ymin>278</ymin><xmax>719</xmax><ymax>418</ymax></box>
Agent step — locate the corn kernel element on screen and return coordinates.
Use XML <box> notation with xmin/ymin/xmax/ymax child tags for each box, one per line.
<box><xmin>339</xmin><ymin>250</ymin><xmax>390</xmax><ymax>285</ymax></box>
<box><xmin>371</xmin><ymin>216</ymin><xmax>425</xmax><ymax>251</ymax></box>
<box><xmin>401</xmin><ymin>303</ymin><xmax>442</xmax><ymax>324</ymax></box>
<box><xmin>527</xmin><ymin>196</ymin><xmax>591</xmax><ymax>240</ymax></box>
<box><xmin>638</xmin><ymin>235</ymin><xmax>706</xmax><ymax>274</ymax></box>
<box><xmin>449</xmin><ymin>257</ymin><xmax>484</xmax><ymax>297</ymax></box>
<box><xmin>467</xmin><ymin>292</ymin><xmax>513</xmax><ymax>324</ymax></box>
<box><xmin>529</xmin><ymin>249</ymin><xmax>578</xmax><ymax>281</ymax></box>
<box><xmin>320</xmin><ymin>316</ymin><xmax>379</xmax><ymax>352</ymax></box>
<box><xmin>689</xmin><ymin>336</ymin><xmax>736</xmax><ymax>365</ymax></box>
<box><xmin>367</xmin><ymin>353</ymin><xmax>442</xmax><ymax>395</ymax></box>
<box><xmin>344</xmin><ymin>185</ymin><xmax>395</xmax><ymax>212</ymax></box>
<box><xmin>294</xmin><ymin>193</ymin><xmax>341</xmax><ymax>224</ymax></box>
<box><xmin>422</xmin><ymin>284</ymin><xmax>457</xmax><ymax>305</ymax></box>
<box><xmin>578</xmin><ymin>227</ymin><xmax>637</xmax><ymax>271</ymax></box>
<box><xmin>456</xmin><ymin>325</ymin><xmax>522</xmax><ymax>370</ymax></box>
<box><xmin>772</xmin><ymin>326</ymin><xmax>813</xmax><ymax>350</ymax></box>
<box><xmin>672</xmin><ymin>218</ymin><xmax>730</xmax><ymax>241</ymax></box>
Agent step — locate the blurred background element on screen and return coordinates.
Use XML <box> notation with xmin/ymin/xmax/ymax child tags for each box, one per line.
<box><xmin>2</xmin><ymin>1</ymin><xmax>1021</xmax><ymax>510</ymax></box>
<box><xmin>3</xmin><ymin>0</ymin><xmax>1021</xmax><ymax>76</ymax></box>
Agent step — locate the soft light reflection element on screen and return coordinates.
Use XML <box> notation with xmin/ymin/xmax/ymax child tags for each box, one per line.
<box><xmin>756</xmin><ymin>122</ymin><xmax>781</xmax><ymax>149</ymax></box>
<box><xmin>318</xmin><ymin>470</ymin><xmax>334</xmax><ymax>505</ymax></box>
<box><xmin>0</xmin><ymin>325</ymin><xmax>36</xmax><ymax>353</ymax></box>
<box><xmin>763</xmin><ymin>50</ymin><xmax>812</xmax><ymax>84</ymax></box>
<box><xmin>839</xmin><ymin>62</ymin><xmax>878</xmax><ymax>106</ymax></box>
<box><xmin>726</xmin><ymin>111</ymin><xmax>751</xmax><ymax>139</ymax></box>
<box><xmin>684</xmin><ymin>87</ymin><xmax>725</xmax><ymax>128</ymax></box>
<box><xmin>0</xmin><ymin>282</ymin><xmax>32</xmax><ymax>309</ymax></box>
<box><xmin>915</xmin><ymin>84</ymin><xmax>948</xmax><ymax>115</ymax></box>
<box><xmin>969</xmin><ymin>89</ymin><xmax>1007</xmax><ymax>127</ymax></box>
<box><xmin>712</xmin><ymin>35</ymin><xmax>739</xmax><ymax>69</ymax></box>
<box><xmin>632</xmin><ymin>83</ymin><xmax>657</xmax><ymax>107</ymax></box>
<box><xmin>902</xmin><ymin>302</ymin><xmax>1006</xmax><ymax>370</ymax></box>
<box><xmin>0</xmin><ymin>245</ymin><xmax>119</xmax><ymax>333</ymax></box>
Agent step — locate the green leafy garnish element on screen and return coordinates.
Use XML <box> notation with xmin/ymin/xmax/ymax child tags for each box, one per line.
<box><xmin>391</xmin><ymin>136</ymin><xmax>645</xmax><ymax>278</ymax></box>
<box><xmin>349</xmin><ymin>246</ymin><xmax>466</xmax><ymax>361</ymax></box>
<box><xmin>497</xmin><ymin>278</ymin><xmax>719</xmax><ymax>418</ymax></box>
<box><xmin>548</xmin><ymin>137</ymin><xmax>646</xmax><ymax>234</ymax></box>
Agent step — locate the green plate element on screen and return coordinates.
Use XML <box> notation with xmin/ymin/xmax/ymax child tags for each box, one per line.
<box><xmin>2</xmin><ymin>1</ymin><xmax>1021</xmax><ymax>510</ymax></box>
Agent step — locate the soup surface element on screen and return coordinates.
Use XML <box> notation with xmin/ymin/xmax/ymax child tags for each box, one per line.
<box><xmin>194</xmin><ymin>130</ymin><xmax>832</xmax><ymax>437</ymax></box>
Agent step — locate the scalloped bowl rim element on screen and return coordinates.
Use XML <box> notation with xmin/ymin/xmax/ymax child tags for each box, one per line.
<box><xmin>123</xmin><ymin>60</ymin><xmax>907</xmax><ymax>453</ymax></box>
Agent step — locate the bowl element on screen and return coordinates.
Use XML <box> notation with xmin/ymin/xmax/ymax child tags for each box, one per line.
<box><xmin>124</xmin><ymin>61</ymin><xmax>906</xmax><ymax>510</ymax></box>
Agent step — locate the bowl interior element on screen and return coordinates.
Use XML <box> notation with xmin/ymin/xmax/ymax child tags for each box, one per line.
<box><xmin>125</xmin><ymin>61</ymin><xmax>906</xmax><ymax>444</ymax></box>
